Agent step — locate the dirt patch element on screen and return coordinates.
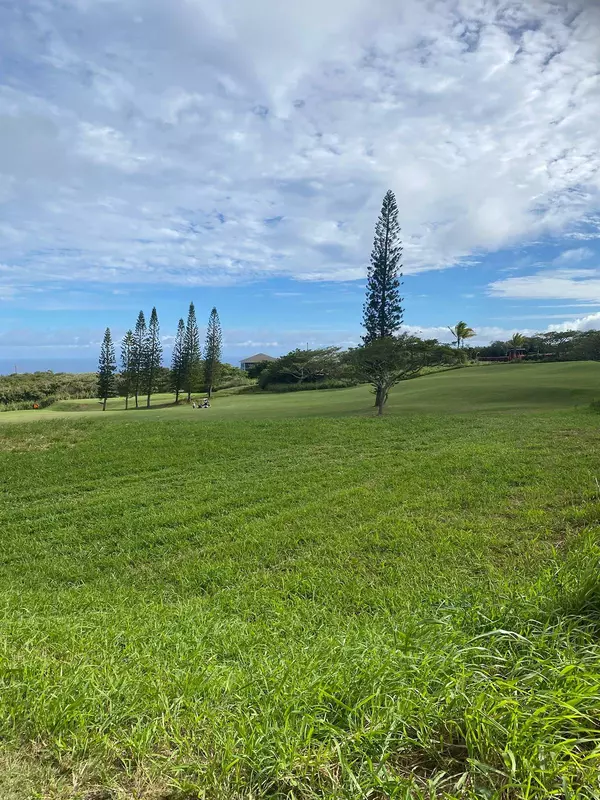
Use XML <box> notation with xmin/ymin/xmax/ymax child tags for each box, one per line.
<box><xmin>0</xmin><ymin>435</ymin><xmax>54</xmax><ymax>453</ymax></box>
<box><xmin>0</xmin><ymin>748</ymin><xmax>176</xmax><ymax>800</ymax></box>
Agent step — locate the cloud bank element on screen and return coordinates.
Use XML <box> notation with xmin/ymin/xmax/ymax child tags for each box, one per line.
<box><xmin>0</xmin><ymin>0</ymin><xmax>598</xmax><ymax>293</ymax></box>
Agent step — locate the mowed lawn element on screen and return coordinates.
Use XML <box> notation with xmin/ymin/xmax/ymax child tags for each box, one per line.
<box><xmin>1</xmin><ymin>361</ymin><xmax>598</xmax><ymax>424</ymax></box>
<box><xmin>0</xmin><ymin>363</ymin><xmax>599</xmax><ymax>798</ymax></box>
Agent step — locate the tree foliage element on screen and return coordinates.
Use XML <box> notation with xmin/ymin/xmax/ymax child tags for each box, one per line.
<box><xmin>133</xmin><ymin>311</ymin><xmax>147</xmax><ymax>409</ymax></box>
<box><xmin>570</xmin><ymin>330</ymin><xmax>600</xmax><ymax>361</ymax></box>
<box><xmin>183</xmin><ymin>302</ymin><xmax>201</xmax><ymax>401</ymax></box>
<box><xmin>279</xmin><ymin>347</ymin><xmax>341</xmax><ymax>384</ymax></box>
<box><xmin>145</xmin><ymin>307</ymin><xmax>163</xmax><ymax>408</ymax></box>
<box><xmin>246</xmin><ymin>360</ymin><xmax>272</xmax><ymax>380</ymax></box>
<box><xmin>507</xmin><ymin>332</ymin><xmax>525</xmax><ymax>349</ymax></box>
<box><xmin>0</xmin><ymin>372</ymin><xmax>97</xmax><ymax>410</ymax></box>
<box><xmin>203</xmin><ymin>307</ymin><xmax>222</xmax><ymax>398</ymax></box>
<box><xmin>348</xmin><ymin>335</ymin><xmax>449</xmax><ymax>415</ymax></box>
<box><xmin>119</xmin><ymin>330</ymin><xmax>135</xmax><ymax>410</ymax></box>
<box><xmin>466</xmin><ymin>330</ymin><xmax>600</xmax><ymax>361</ymax></box>
<box><xmin>449</xmin><ymin>321</ymin><xmax>476</xmax><ymax>349</ymax></box>
<box><xmin>257</xmin><ymin>347</ymin><xmax>349</xmax><ymax>390</ymax></box>
<box><xmin>97</xmin><ymin>328</ymin><xmax>117</xmax><ymax>411</ymax></box>
<box><xmin>363</xmin><ymin>190</ymin><xmax>404</xmax><ymax>343</ymax></box>
<box><xmin>170</xmin><ymin>318</ymin><xmax>186</xmax><ymax>403</ymax></box>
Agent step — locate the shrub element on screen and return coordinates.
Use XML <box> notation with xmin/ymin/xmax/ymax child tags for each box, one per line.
<box><xmin>215</xmin><ymin>376</ymin><xmax>252</xmax><ymax>392</ymax></box>
<box><xmin>0</xmin><ymin>371</ymin><xmax>97</xmax><ymax>407</ymax></box>
<box><xmin>263</xmin><ymin>378</ymin><xmax>358</xmax><ymax>393</ymax></box>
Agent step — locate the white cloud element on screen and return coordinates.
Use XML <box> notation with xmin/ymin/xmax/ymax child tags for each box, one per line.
<box><xmin>0</xmin><ymin>0</ymin><xmax>598</xmax><ymax>287</ymax></box>
<box><xmin>553</xmin><ymin>247</ymin><xmax>594</xmax><ymax>264</ymax></box>
<box><xmin>0</xmin><ymin>284</ymin><xmax>18</xmax><ymax>302</ymax></box>
<box><xmin>76</xmin><ymin>123</ymin><xmax>151</xmax><ymax>172</ymax></box>
<box><xmin>488</xmin><ymin>268</ymin><xmax>600</xmax><ymax>302</ymax></box>
<box><xmin>548</xmin><ymin>310</ymin><xmax>600</xmax><ymax>333</ymax></box>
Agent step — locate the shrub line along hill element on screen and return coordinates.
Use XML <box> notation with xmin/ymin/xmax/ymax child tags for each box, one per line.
<box><xmin>0</xmin><ymin>361</ymin><xmax>599</xmax><ymax>798</ymax></box>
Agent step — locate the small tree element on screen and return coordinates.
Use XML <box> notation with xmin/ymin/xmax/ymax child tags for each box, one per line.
<box><xmin>246</xmin><ymin>360</ymin><xmax>271</xmax><ymax>379</ymax></box>
<box><xmin>203</xmin><ymin>307</ymin><xmax>222</xmax><ymax>399</ymax></box>
<box><xmin>348</xmin><ymin>335</ymin><xmax>426</xmax><ymax>416</ymax></box>
<box><xmin>145</xmin><ymin>307</ymin><xmax>162</xmax><ymax>408</ymax></box>
<box><xmin>97</xmin><ymin>328</ymin><xmax>117</xmax><ymax>411</ymax></box>
<box><xmin>448</xmin><ymin>321</ymin><xmax>476</xmax><ymax>349</ymax></box>
<box><xmin>120</xmin><ymin>329</ymin><xmax>135</xmax><ymax>410</ymax></box>
<box><xmin>170</xmin><ymin>318</ymin><xmax>186</xmax><ymax>403</ymax></box>
<box><xmin>133</xmin><ymin>310</ymin><xmax>147</xmax><ymax>409</ymax></box>
<box><xmin>363</xmin><ymin>190</ymin><xmax>404</xmax><ymax>343</ymax></box>
<box><xmin>278</xmin><ymin>347</ymin><xmax>341</xmax><ymax>384</ymax></box>
<box><xmin>183</xmin><ymin>302</ymin><xmax>201</xmax><ymax>401</ymax></box>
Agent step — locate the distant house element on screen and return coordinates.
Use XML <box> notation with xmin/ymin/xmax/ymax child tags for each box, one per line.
<box><xmin>240</xmin><ymin>353</ymin><xmax>277</xmax><ymax>372</ymax></box>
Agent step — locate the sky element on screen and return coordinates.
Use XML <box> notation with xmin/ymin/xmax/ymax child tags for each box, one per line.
<box><xmin>0</xmin><ymin>0</ymin><xmax>599</xmax><ymax>372</ymax></box>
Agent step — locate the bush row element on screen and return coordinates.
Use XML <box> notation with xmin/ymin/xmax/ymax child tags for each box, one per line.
<box><xmin>263</xmin><ymin>378</ymin><xmax>359</xmax><ymax>393</ymax></box>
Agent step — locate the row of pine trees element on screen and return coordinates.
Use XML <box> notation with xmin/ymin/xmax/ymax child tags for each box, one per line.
<box><xmin>98</xmin><ymin>302</ymin><xmax>222</xmax><ymax>410</ymax></box>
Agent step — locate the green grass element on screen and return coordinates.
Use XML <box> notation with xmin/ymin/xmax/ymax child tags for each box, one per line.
<box><xmin>0</xmin><ymin>363</ymin><xmax>599</xmax><ymax>797</ymax></box>
<box><xmin>1</xmin><ymin>361</ymin><xmax>598</xmax><ymax>424</ymax></box>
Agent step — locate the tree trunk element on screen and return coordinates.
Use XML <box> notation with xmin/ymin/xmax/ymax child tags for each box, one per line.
<box><xmin>135</xmin><ymin>391</ymin><xmax>139</xmax><ymax>409</ymax></box>
<box><xmin>175</xmin><ymin>388</ymin><xmax>180</xmax><ymax>404</ymax></box>
<box><xmin>102</xmin><ymin>396</ymin><xmax>107</xmax><ymax>411</ymax></box>
<box><xmin>375</xmin><ymin>384</ymin><xmax>388</xmax><ymax>415</ymax></box>
<box><xmin>207</xmin><ymin>386</ymin><xmax>212</xmax><ymax>399</ymax></box>
<box><xmin>125</xmin><ymin>395</ymin><xmax>129</xmax><ymax>410</ymax></box>
<box><xmin>147</xmin><ymin>367</ymin><xmax>153</xmax><ymax>408</ymax></box>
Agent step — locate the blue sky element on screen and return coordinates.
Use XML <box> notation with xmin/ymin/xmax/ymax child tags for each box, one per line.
<box><xmin>1</xmin><ymin>0</ymin><xmax>599</xmax><ymax>371</ymax></box>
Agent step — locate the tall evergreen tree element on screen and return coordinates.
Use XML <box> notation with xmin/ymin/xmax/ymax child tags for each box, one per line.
<box><xmin>203</xmin><ymin>307</ymin><xmax>222</xmax><ymax>399</ymax></box>
<box><xmin>362</xmin><ymin>190</ymin><xmax>404</xmax><ymax>344</ymax></box>
<box><xmin>183</xmin><ymin>301</ymin><xmax>201</xmax><ymax>401</ymax></box>
<box><xmin>145</xmin><ymin>306</ymin><xmax>162</xmax><ymax>408</ymax></box>
<box><xmin>133</xmin><ymin>310</ymin><xmax>147</xmax><ymax>409</ymax></box>
<box><xmin>170</xmin><ymin>318</ymin><xmax>186</xmax><ymax>403</ymax></box>
<box><xmin>97</xmin><ymin>328</ymin><xmax>117</xmax><ymax>411</ymax></box>
<box><xmin>120</xmin><ymin>329</ymin><xmax>135</xmax><ymax>410</ymax></box>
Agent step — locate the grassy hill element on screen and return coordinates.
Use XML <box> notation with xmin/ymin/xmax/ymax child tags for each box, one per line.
<box><xmin>1</xmin><ymin>361</ymin><xmax>599</xmax><ymax>423</ymax></box>
<box><xmin>0</xmin><ymin>362</ymin><xmax>599</xmax><ymax>797</ymax></box>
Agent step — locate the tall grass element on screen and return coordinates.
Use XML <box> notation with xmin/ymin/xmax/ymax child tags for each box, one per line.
<box><xmin>0</xmin><ymin>408</ymin><xmax>599</xmax><ymax>797</ymax></box>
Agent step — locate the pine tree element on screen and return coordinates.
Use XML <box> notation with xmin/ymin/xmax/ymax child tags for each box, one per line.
<box><xmin>145</xmin><ymin>306</ymin><xmax>163</xmax><ymax>408</ymax></box>
<box><xmin>120</xmin><ymin>329</ymin><xmax>135</xmax><ymax>410</ymax></box>
<box><xmin>97</xmin><ymin>328</ymin><xmax>117</xmax><ymax>411</ymax></box>
<box><xmin>170</xmin><ymin>318</ymin><xmax>186</xmax><ymax>403</ymax></box>
<box><xmin>133</xmin><ymin>310</ymin><xmax>147</xmax><ymax>409</ymax></box>
<box><xmin>362</xmin><ymin>190</ymin><xmax>404</xmax><ymax>344</ymax></box>
<box><xmin>203</xmin><ymin>307</ymin><xmax>222</xmax><ymax>399</ymax></box>
<box><xmin>183</xmin><ymin>301</ymin><xmax>201</xmax><ymax>401</ymax></box>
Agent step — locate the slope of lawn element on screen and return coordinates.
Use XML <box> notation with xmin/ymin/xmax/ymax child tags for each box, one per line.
<box><xmin>0</xmin><ymin>385</ymin><xmax>599</xmax><ymax>797</ymax></box>
<box><xmin>1</xmin><ymin>360</ymin><xmax>599</xmax><ymax>424</ymax></box>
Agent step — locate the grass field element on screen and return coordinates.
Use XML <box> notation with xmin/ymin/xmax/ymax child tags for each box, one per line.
<box><xmin>0</xmin><ymin>363</ymin><xmax>599</xmax><ymax>798</ymax></box>
<box><xmin>1</xmin><ymin>361</ymin><xmax>599</xmax><ymax>424</ymax></box>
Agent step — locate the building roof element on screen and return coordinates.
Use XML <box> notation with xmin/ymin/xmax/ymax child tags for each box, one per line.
<box><xmin>241</xmin><ymin>353</ymin><xmax>277</xmax><ymax>364</ymax></box>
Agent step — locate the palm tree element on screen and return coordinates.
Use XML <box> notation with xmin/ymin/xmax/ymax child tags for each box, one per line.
<box><xmin>448</xmin><ymin>321</ymin><xmax>476</xmax><ymax>349</ymax></box>
<box><xmin>508</xmin><ymin>332</ymin><xmax>525</xmax><ymax>349</ymax></box>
